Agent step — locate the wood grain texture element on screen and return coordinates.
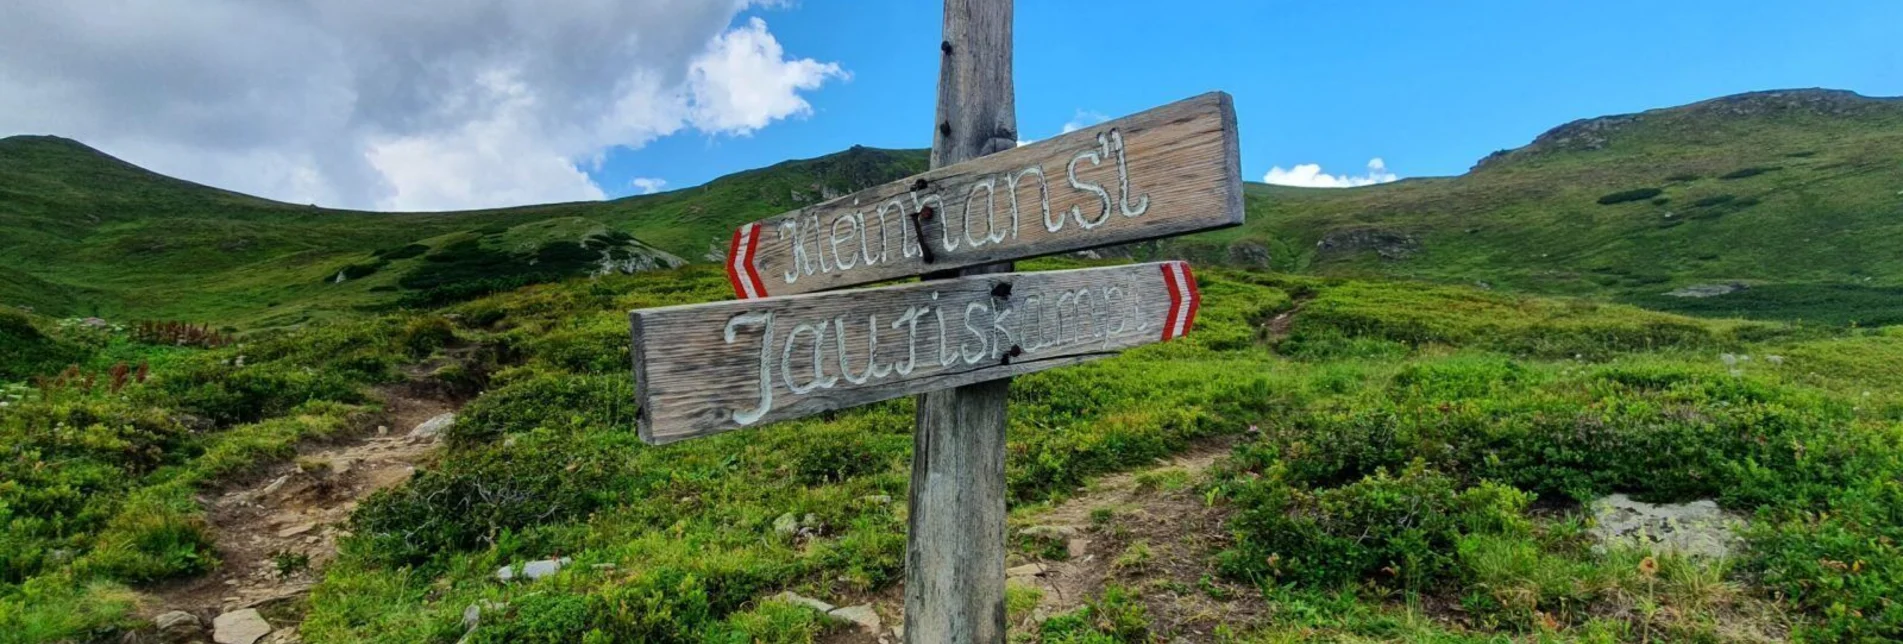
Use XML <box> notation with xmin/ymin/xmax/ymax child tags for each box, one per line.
<box><xmin>630</xmin><ymin>262</ymin><xmax>1200</xmax><ymax>444</ymax></box>
<box><xmin>724</xmin><ymin>91</ymin><xmax>1242</xmax><ymax>299</ymax></box>
<box><xmin>908</xmin><ymin>2</ymin><xmax>1015</xmax><ymax>640</ymax></box>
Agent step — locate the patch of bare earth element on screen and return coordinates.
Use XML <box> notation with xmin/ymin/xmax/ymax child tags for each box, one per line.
<box><xmin>138</xmin><ymin>372</ymin><xmax>465</xmax><ymax>636</ymax></box>
<box><xmin>818</xmin><ymin>437</ymin><xmax>1261</xmax><ymax>643</ymax></box>
<box><xmin>1002</xmin><ymin>438</ymin><xmax>1261</xmax><ymax>638</ymax></box>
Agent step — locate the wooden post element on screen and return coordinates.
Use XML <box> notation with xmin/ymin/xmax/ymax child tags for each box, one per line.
<box><xmin>905</xmin><ymin>0</ymin><xmax>1014</xmax><ymax>642</ymax></box>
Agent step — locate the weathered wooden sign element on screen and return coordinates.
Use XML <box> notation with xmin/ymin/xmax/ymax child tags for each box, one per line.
<box><xmin>723</xmin><ymin>92</ymin><xmax>1241</xmax><ymax>299</ymax></box>
<box><xmin>633</xmin><ymin>261</ymin><xmax>1201</xmax><ymax>444</ymax></box>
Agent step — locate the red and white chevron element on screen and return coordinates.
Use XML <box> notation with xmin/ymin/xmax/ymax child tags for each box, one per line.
<box><xmin>725</xmin><ymin>222</ymin><xmax>769</xmax><ymax>300</ymax></box>
<box><xmin>1159</xmin><ymin>261</ymin><xmax>1201</xmax><ymax>341</ymax></box>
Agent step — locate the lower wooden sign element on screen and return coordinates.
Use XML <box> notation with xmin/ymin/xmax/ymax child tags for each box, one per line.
<box><xmin>631</xmin><ymin>262</ymin><xmax>1201</xmax><ymax>444</ymax></box>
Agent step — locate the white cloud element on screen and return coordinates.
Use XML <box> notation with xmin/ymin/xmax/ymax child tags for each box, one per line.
<box><xmin>629</xmin><ymin>177</ymin><xmax>668</xmax><ymax>195</ymax></box>
<box><xmin>1060</xmin><ymin>110</ymin><xmax>1110</xmax><ymax>134</ymax></box>
<box><xmin>0</xmin><ymin>1</ymin><xmax>845</xmax><ymax>211</ymax></box>
<box><xmin>1262</xmin><ymin>158</ymin><xmax>1400</xmax><ymax>188</ymax></box>
<box><xmin>685</xmin><ymin>17</ymin><xmax>846</xmax><ymax>135</ymax></box>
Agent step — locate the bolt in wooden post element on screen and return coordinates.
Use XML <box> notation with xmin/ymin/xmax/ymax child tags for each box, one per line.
<box><xmin>905</xmin><ymin>0</ymin><xmax>1014</xmax><ymax>642</ymax></box>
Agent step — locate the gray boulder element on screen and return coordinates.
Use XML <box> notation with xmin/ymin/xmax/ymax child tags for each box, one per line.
<box><xmin>212</xmin><ymin>609</ymin><xmax>273</xmax><ymax>644</ymax></box>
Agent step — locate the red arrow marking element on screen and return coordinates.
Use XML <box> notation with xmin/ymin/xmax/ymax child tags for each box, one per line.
<box><xmin>725</xmin><ymin>223</ymin><xmax>770</xmax><ymax>300</ymax></box>
<box><xmin>1159</xmin><ymin>261</ymin><xmax>1200</xmax><ymax>341</ymax></box>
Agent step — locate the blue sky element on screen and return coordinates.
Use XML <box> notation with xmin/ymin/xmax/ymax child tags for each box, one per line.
<box><xmin>591</xmin><ymin>1</ymin><xmax>1901</xmax><ymax>198</ymax></box>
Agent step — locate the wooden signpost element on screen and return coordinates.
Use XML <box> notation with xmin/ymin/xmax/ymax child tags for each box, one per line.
<box><xmin>723</xmin><ymin>92</ymin><xmax>1241</xmax><ymax>300</ymax></box>
<box><xmin>628</xmin><ymin>1</ymin><xmax>1238</xmax><ymax>640</ymax></box>
<box><xmin>632</xmin><ymin>261</ymin><xmax>1202</xmax><ymax>444</ymax></box>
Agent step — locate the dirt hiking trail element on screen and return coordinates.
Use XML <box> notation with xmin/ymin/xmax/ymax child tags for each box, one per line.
<box><xmin>818</xmin><ymin>436</ymin><xmax>1261</xmax><ymax>643</ymax></box>
<box><xmin>138</xmin><ymin>371</ymin><xmax>467</xmax><ymax>641</ymax></box>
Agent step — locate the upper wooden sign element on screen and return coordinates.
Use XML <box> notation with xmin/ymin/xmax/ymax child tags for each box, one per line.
<box><xmin>723</xmin><ymin>92</ymin><xmax>1241</xmax><ymax>299</ymax></box>
<box><xmin>634</xmin><ymin>262</ymin><xmax>1202</xmax><ymax>444</ymax></box>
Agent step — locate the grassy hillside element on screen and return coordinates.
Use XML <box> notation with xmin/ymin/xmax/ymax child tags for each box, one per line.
<box><xmin>6</xmin><ymin>89</ymin><xmax>1902</xmax><ymax>328</ymax></box>
<box><xmin>1175</xmin><ymin>89</ymin><xmax>1903</xmax><ymax>325</ymax></box>
<box><xmin>0</xmin><ymin>136</ymin><xmax>925</xmax><ymax>325</ymax></box>
<box><xmin>6</xmin><ymin>259</ymin><xmax>1903</xmax><ymax>642</ymax></box>
<box><xmin>8</xmin><ymin>87</ymin><xmax>1903</xmax><ymax>643</ymax></box>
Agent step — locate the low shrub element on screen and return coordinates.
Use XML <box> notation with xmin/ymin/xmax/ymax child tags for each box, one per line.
<box><xmin>1719</xmin><ymin>166</ymin><xmax>1779</xmax><ymax>180</ymax></box>
<box><xmin>1217</xmin><ymin>460</ymin><xmax>1530</xmax><ymax>590</ymax></box>
<box><xmin>400</xmin><ymin>316</ymin><xmax>456</xmax><ymax>357</ymax></box>
<box><xmin>1596</xmin><ymin>187</ymin><xmax>1663</xmax><ymax>205</ymax></box>
<box><xmin>373</xmin><ymin>243</ymin><xmax>430</xmax><ymax>260</ymax></box>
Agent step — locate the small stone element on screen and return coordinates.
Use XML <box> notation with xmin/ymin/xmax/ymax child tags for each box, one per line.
<box><xmin>328</xmin><ymin>458</ymin><xmax>354</xmax><ymax>476</ymax></box>
<box><xmin>1006</xmin><ymin>563</ymin><xmax>1046</xmax><ymax>579</ymax></box>
<box><xmin>154</xmin><ymin>610</ymin><xmax>204</xmax><ymax>642</ymax></box>
<box><xmin>829</xmin><ymin>604</ymin><xmax>882</xmax><ymax>633</ymax></box>
<box><xmin>773</xmin><ymin>513</ymin><xmax>799</xmax><ymax>535</ymax></box>
<box><xmin>276</xmin><ymin>523</ymin><xmax>316</xmax><ymax>538</ymax></box>
<box><xmin>409</xmin><ymin>412</ymin><xmax>456</xmax><ymax>439</ymax></box>
<box><xmin>771</xmin><ymin>590</ymin><xmax>835</xmax><ymax>613</ymax></box>
<box><xmin>1068</xmin><ymin>537</ymin><xmax>1091</xmax><ymax>559</ymax></box>
<box><xmin>1020</xmin><ymin>525</ymin><xmax>1078</xmax><ymax>540</ymax></box>
<box><xmin>462</xmin><ymin>603</ymin><xmax>482</xmax><ymax>630</ymax></box>
<box><xmin>212</xmin><ymin>609</ymin><xmax>273</xmax><ymax>644</ymax></box>
<box><xmin>259</xmin><ymin>475</ymin><xmax>290</xmax><ymax>496</ymax></box>
<box><xmin>1590</xmin><ymin>493</ymin><xmax>1740</xmax><ymax>558</ymax></box>
<box><xmin>496</xmin><ymin>557</ymin><xmax>572</xmax><ymax>582</ymax></box>
<box><xmin>376</xmin><ymin>425</ymin><xmax>389</xmax><ymax>436</ymax></box>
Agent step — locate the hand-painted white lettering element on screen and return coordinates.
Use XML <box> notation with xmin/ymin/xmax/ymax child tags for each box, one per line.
<box><xmin>1003</xmin><ymin>166</ymin><xmax>1054</xmax><ymax>236</ymax></box>
<box><xmin>830</xmin><ymin>215</ymin><xmax>860</xmax><ymax>270</ymax></box>
<box><xmin>1108</xmin><ymin>129</ymin><xmax>1150</xmax><ymax>218</ymax></box>
<box><xmin>1056</xmin><ymin>291</ymin><xmax>1079</xmax><ymax>347</ymax></box>
<box><xmin>807</xmin><ymin>213</ymin><xmax>833</xmax><ymax>273</ymax></box>
<box><xmin>854</xmin><ymin>212</ymin><xmax>879</xmax><ymax>267</ymax></box>
<box><xmin>989</xmin><ymin>307</ymin><xmax>1015</xmax><ymax>359</ymax></box>
<box><xmin>1074</xmin><ymin>288</ymin><xmax>1101</xmax><ymax>342</ymax></box>
<box><xmin>833</xmin><ymin>314</ymin><xmax>883</xmax><ymax>385</ymax></box>
<box><xmin>725</xmin><ymin>311</ymin><xmax>775</xmax><ymax>425</ymax></box>
<box><xmin>782</xmin><ymin>320</ymin><xmax>838</xmax><ymax>395</ymax></box>
<box><xmin>1102</xmin><ymin>285</ymin><xmax>1126</xmax><ymax>338</ymax></box>
<box><xmin>779</xmin><ymin>220</ymin><xmax>810</xmax><ymax>284</ymax></box>
<box><xmin>932</xmin><ymin>293</ymin><xmax>959</xmax><ymax>367</ymax></box>
<box><xmin>961</xmin><ymin>301</ymin><xmax>990</xmax><ymax>364</ymax></box>
<box><xmin>1067</xmin><ymin>147</ymin><xmax>1113</xmax><ymax>230</ymax></box>
<box><xmin>892</xmin><ymin>307</ymin><xmax>924</xmax><ymax>376</ymax></box>
<box><xmin>963</xmin><ymin>177</ymin><xmax>998</xmax><ymax>248</ymax></box>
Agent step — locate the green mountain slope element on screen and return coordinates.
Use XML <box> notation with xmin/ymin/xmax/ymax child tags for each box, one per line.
<box><xmin>5</xmin><ymin>88</ymin><xmax>1900</xmax><ymax>326</ymax></box>
<box><xmin>1176</xmin><ymin>89</ymin><xmax>1903</xmax><ymax>324</ymax></box>
<box><xmin>0</xmin><ymin>136</ymin><xmax>925</xmax><ymax>325</ymax></box>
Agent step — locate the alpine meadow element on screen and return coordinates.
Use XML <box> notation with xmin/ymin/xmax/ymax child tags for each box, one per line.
<box><xmin>6</xmin><ymin>85</ymin><xmax>1903</xmax><ymax>644</ymax></box>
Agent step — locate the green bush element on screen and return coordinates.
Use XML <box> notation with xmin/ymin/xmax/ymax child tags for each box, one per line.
<box><xmin>1038</xmin><ymin>585</ymin><xmax>1152</xmax><ymax>644</ymax></box>
<box><xmin>448</xmin><ymin>371</ymin><xmax>634</xmax><ymax>444</ymax></box>
<box><xmin>0</xmin><ymin>310</ymin><xmax>82</xmax><ymax>381</ymax></box>
<box><xmin>1691</xmin><ymin>194</ymin><xmax>1736</xmax><ymax>208</ymax></box>
<box><xmin>468</xmin><ymin>592</ymin><xmax>590</xmax><ymax>644</ymax></box>
<box><xmin>74</xmin><ymin>485</ymin><xmax>216</xmax><ymax>583</ymax></box>
<box><xmin>400</xmin><ymin>316</ymin><xmax>457</xmax><ymax>357</ymax></box>
<box><xmin>1217</xmin><ymin>460</ymin><xmax>1530</xmax><ymax>590</ymax></box>
<box><xmin>347</xmin><ymin>443</ymin><xmax>612</xmax><ymax>566</ymax></box>
<box><xmin>1719</xmin><ymin>166</ymin><xmax>1779</xmax><ymax>180</ymax></box>
<box><xmin>374</xmin><ymin>243</ymin><xmax>430</xmax><ymax>260</ymax></box>
<box><xmin>1596</xmin><ymin>187</ymin><xmax>1663</xmax><ymax>205</ymax></box>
